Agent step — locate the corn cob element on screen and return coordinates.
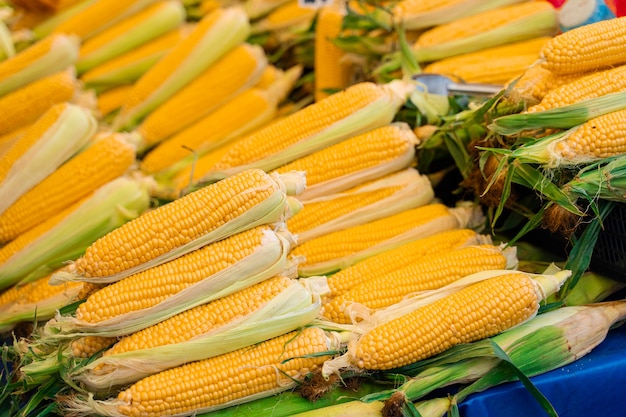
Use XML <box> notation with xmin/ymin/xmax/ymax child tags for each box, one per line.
<box><xmin>0</xmin><ymin>68</ymin><xmax>79</xmax><ymax>135</ymax></box>
<box><xmin>243</xmin><ymin>0</ymin><xmax>291</xmax><ymax>19</ymax></box>
<box><xmin>0</xmin><ymin>124</ymin><xmax>30</xmax><ymax>159</ymax></box>
<box><xmin>134</xmin><ymin>42</ymin><xmax>267</xmax><ymax>150</ymax></box>
<box><xmin>200</xmin><ymin>80</ymin><xmax>416</xmax><ymax>183</ymax></box>
<box><xmin>411</xmin><ymin>1</ymin><xmax>558</xmax><ymax>63</ymax></box>
<box><xmin>96</xmin><ymin>84</ymin><xmax>133</xmax><ymax>117</ymax></box>
<box><xmin>68</xmin><ymin>275</ymin><xmax>320</xmax><ymax>392</ymax></box>
<box><xmin>62</xmin><ymin>327</ymin><xmax>340</xmax><ymax>417</ymax></box>
<box><xmin>292</xmin><ymin>202</ymin><xmax>485</xmax><ymax>277</ymax></box>
<box><xmin>52</xmin><ymin>0</ymin><xmax>160</xmax><ymax>40</ymax></box>
<box><xmin>250</xmin><ymin>0</ymin><xmax>316</xmax><ymax>35</ymax></box>
<box><xmin>540</xmin><ymin>16</ymin><xmax>626</xmax><ymax>75</ymax></box>
<box><xmin>323</xmin><ymin>269</ymin><xmax>569</xmax><ymax>374</ymax></box>
<box><xmin>322</xmin><ymin>244</ymin><xmax>516</xmax><ymax>324</ymax></box>
<box><xmin>254</xmin><ymin>64</ymin><xmax>282</xmax><ymax>89</ymax></box>
<box><xmin>0</xmin><ymin>176</ymin><xmax>150</xmax><ymax>290</ymax></box>
<box><xmin>508</xmin><ymin>64</ymin><xmax>586</xmax><ymax>104</ymax></box>
<box><xmin>52</xmin><ymin>169</ymin><xmax>303</xmax><ymax>285</ymax></box>
<box><xmin>286</xmin><ymin>168</ymin><xmax>434</xmax><ymax>244</ymax></box>
<box><xmin>81</xmin><ymin>25</ymin><xmax>192</xmax><ymax>92</ymax></box>
<box><xmin>111</xmin><ymin>6</ymin><xmax>250</xmax><ymax>131</ymax></box>
<box><xmin>272</xmin><ymin>123</ymin><xmax>419</xmax><ymax>201</ymax></box>
<box><xmin>0</xmin><ymin>133</ymin><xmax>137</xmax><ymax>243</ymax></box>
<box><xmin>140</xmin><ymin>64</ymin><xmax>300</xmax><ymax>176</ymax></box>
<box><xmin>0</xmin><ymin>33</ymin><xmax>79</xmax><ymax>96</ymax></box>
<box><xmin>324</xmin><ymin>228</ymin><xmax>490</xmax><ymax>299</ymax></box>
<box><xmin>314</xmin><ymin>3</ymin><xmax>354</xmax><ymax>102</ymax></box>
<box><xmin>0</xmin><ymin>102</ymin><xmax>98</xmax><ymax>216</ymax></box>
<box><xmin>75</xmin><ymin>0</ymin><xmax>186</xmax><ymax>74</ymax></box>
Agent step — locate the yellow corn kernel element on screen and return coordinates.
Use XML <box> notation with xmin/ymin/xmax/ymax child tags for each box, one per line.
<box><xmin>0</xmin><ymin>133</ymin><xmax>136</xmax><ymax>243</ymax></box>
<box><xmin>135</xmin><ymin>43</ymin><xmax>267</xmax><ymax>150</ymax></box>
<box><xmin>96</xmin><ymin>84</ymin><xmax>133</xmax><ymax>117</ymax></box>
<box><xmin>325</xmin><ymin>228</ymin><xmax>484</xmax><ymax>299</ymax></box>
<box><xmin>528</xmin><ymin>64</ymin><xmax>626</xmax><ymax>113</ymax></box>
<box><xmin>322</xmin><ymin>244</ymin><xmax>510</xmax><ymax>324</ymax></box>
<box><xmin>0</xmin><ymin>69</ymin><xmax>78</xmax><ymax>135</ymax></box>
<box><xmin>110</xmin><ymin>327</ymin><xmax>336</xmax><ymax>416</ymax></box>
<box><xmin>67</xmin><ymin>169</ymin><xmax>290</xmax><ymax>281</ymax></box>
<box><xmin>540</xmin><ymin>16</ymin><xmax>626</xmax><ymax>75</ymax></box>
<box><xmin>254</xmin><ymin>64</ymin><xmax>282</xmax><ymax>89</ymax></box>
<box><xmin>71</xmin><ymin>336</ymin><xmax>118</xmax><ymax>359</ymax></box>
<box><xmin>251</xmin><ymin>0</ymin><xmax>316</xmax><ymax>34</ymax></box>
<box><xmin>508</xmin><ymin>64</ymin><xmax>586</xmax><ymax>103</ymax></box>
<box><xmin>394</xmin><ymin>0</ymin><xmax>472</xmax><ymax>15</ymax></box>
<box><xmin>0</xmin><ymin>124</ymin><xmax>30</xmax><ymax>158</ymax></box>
<box><xmin>348</xmin><ymin>272</ymin><xmax>543</xmax><ymax>370</ymax></box>
<box><xmin>314</xmin><ymin>4</ymin><xmax>354</xmax><ymax>101</ymax></box>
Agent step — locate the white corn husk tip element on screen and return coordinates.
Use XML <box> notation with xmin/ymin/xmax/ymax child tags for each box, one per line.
<box><xmin>273</xmin><ymin>170</ymin><xmax>306</xmax><ymax>196</ymax></box>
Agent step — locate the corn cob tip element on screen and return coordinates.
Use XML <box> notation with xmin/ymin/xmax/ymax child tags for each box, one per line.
<box><xmin>273</xmin><ymin>170</ymin><xmax>306</xmax><ymax>196</ymax></box>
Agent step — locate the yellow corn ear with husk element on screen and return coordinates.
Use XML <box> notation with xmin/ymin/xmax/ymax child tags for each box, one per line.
<box><xmin>140</xmin><ymin>64</ymin><xmax>301</xmax><ymax>176</ymax></box>
<box><xmin>69</xmin><ymin>275</ymin><xmax>321</xmax><ymax>392</ymax></box>
<box><xmin>243</xmin><ymin>0</ymin><xmax>291</xmax><ymax>19</ymax></box>
<box><xmin>51</xmin><ymin>168</ymin><xmax>304</xmax><ymax>285</ymax></box>
<box><xmin>0</xmin><ymin>68</ymin><xmax>79</xmax><ymax>136</ymax></box>
<box><xmin>199</xmin><ymin>80</ymin><xmax>417</xmax><ymax>183</ymax></box>
<box><xmin>272</xmin><ymin>123</ymin><xmax>420</xmax><ymax>201</ymax></box>
<box><xmin>0</xmin><ymin>102</ymin><xmax>98</xmax><ymax>216</ymax></box>
<box><xmin>286</xmin><ymin>168</ymin><xmax>434</xmax><ymax>244</ymax></box>
<box><xmin>134</xmin><ymin>42</ymin><xmax>267</xmax><ymax>151</ymax></box>
<box><xmin>540</xmin><ymin>16</ymin><xmax>626</xmax><ymax>75</ymax></box>
<box><xmin>62</xmin><ymin>327</ymin><xmax>340</xmax><ymax>417</ymax></box>
<box><xmin>75</xmin><ymin>0</ymin><xmax>186</xmax><ymax>74</ymax></box>
<box><xmin>80</xmin><ymin>25</ymin><xmax>192</xmax><ymax>92</ymax></box>
<box><xmin>0</xmin><ymin>124</ymin><xmax>30</xmax><ymax>159</ymax></box>
<box><xmin>96</xmin><ymin>84</ymin><xmax>133</xmax><ymax>117</ymax></box>
<box><xmin>0</xmin><ymin>176</ymin><xmax>151</xmax><ymax>290</ymax></box>
<box><xmin>250</xmin><ymin>0</ymin><xmax>316</xmax><ymax>35</ymax></box>
<box><xmin>322</xmin><ymin>269</ymin><xmax>570</xmax><ymax>375</ymax></box>
<box><xmin>0</xmin><ymin>33</ymin><xmax>79</xmax><ymax>97</ymax></box>
<box><xmin>507</xmin><ymin>64</ymin><xmax>586</xmax><ymax>104</ymax></box>
<box><xmin>0</xmin><ymin>132</ymin><xmax>137</xmax><ymax>243</ymax></box>
<box><xmin>111</xmin><ymin>6</ymin><xmax>251</xmax><ymax>131</ymax></box>
<box><xmin>52</xmin><ymin>0</ymin><xmax>160</xmax><ymax>40</ymax></box>
<box><xmin>321</xmin><ymin>244</ymin><xmax>517</xmax><ymax>324</ymax></box>
<box><xmin>292</xmin><ymin>202</ymin><xmax>485</xmax><ymax>277</ymax></box>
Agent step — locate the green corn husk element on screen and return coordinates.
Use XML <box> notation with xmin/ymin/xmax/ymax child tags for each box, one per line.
<box><xmin>0</xmin><ymin>176</ymin><xmax>151</xmax><ymax>290</ymax></box>
<box><xmin>490</xmin><ymin>90</ymin><xmax>626</xmax><ymax>136</ymax></box>
<box><xmin>0</xmin><ymin>102</ymin><xmax>98</xmax><ymax>216</ymax></box>
<box><xmin>289</xmin><ymin>401</ymin><xmax>385</xmax><ymax>417</ymax></box>
<box><xmin>0</xmin><ymin>18</ymin><xmax>15</xmax><ymax>60</ymax></box>
<box><xmin>111</xmin><ymin>5</ymin><xmax>250</xmax><ymax>131</ymax></box>
<box><xmin>75</xmin><ymin>0</ymin><xmax>186</xmax><ymax>74</ymax></box>
<box><xmin>32</xmin><ymin>0</ymin><xmax>99</xmax><ymax>39</ymax></box>
<box><xmin>563</xmin><ymin>154</ymin><xmax>626</xmax><ymax>204</ymax></box>
<box><xmin>0</xmin><ymin>33</ymin><xmax>79</xmax><ymax>97</ymax></box>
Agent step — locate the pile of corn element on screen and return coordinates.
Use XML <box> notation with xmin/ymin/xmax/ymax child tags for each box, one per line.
<box><xmin>0</xmin><ymin>0</ymin><xmax>624</xmax><ymax>416</ymax></box>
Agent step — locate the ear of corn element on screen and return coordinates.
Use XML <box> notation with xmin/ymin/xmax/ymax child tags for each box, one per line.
<box><xmin>52</xmin><ymin>0</ymin><xmax>160</xmax><ymax>40</ymax></box>
<box><xmin>250</xmin><ymin>0</ymin><xmax>316</xmax><ymax>35</ymax></box>
<box><xmin>272</xmin><ymin>123</ymin><xmax>420</xmax><ymax>201</ymax></box>
<box><xmin>200</xmin><ymin>80</ymin><xmax>417</xmax><ymax>183</ymax></box>
<box><xmin>30</xmin><ymin>0</ymin><xmax>98</xmax><ymax>38</ymax></box>
<box><xmin>0</xmin><ymin>124</ymin><xmax>30</xmax><ymax>159</ymax></box>
<box><xmin>322</xmin><ymin>244</ymin><xmax>517</xmax><ymax>324</ymax></box>
<box><xmin>540</xmin><ymin>16</ymin><xmax>626</xmax><ymax>75</ymax></box>
<box><xmin>134</xmin><ymin>42</ymin><xmax>267</xmax><ymax>151</ymax></box>
<box><xmin>243</xmin><ymin>0</ymin><xmax>291</xmax><ymax>20</ymax></box>
<box><xmin>62</xmin><ymin>327</ymin><xmax>340</xmax><ymax>417</ymax></box>
<box><xmin>75</xmin><ymin>0</ymin><xmax>186</xmax><ymax>74</ymax></box>
<box><xmin>507</xmin><ymin>64</ymin><xmax>586</xmax><ymax>104</ymax></box>
<box><xmin>0</xmin><ymin>68</ymin><xmax>79</xmax><ymax>136</ymax></box>
<box><xmin>140</xmin><ymin>65</ymin><xmax>301</xmax><ymax>176</ymax></box>
<box><xmin>0</xmin><ymin>176</ymin><xmax>151</xmax><ymax>290</ymax></box>
<box><xmin>69</xmin><ymin>275</ymin><xmax>321</xmax><ymax>392</ymax></box>
<box><xmin>0</xmin><ymin>102</ymin><xmax>98</xmax><ymax>216</ymax></box>
<box><xmin>52</xmin><ymin>169</ymin><xmax>304</xmax><ymax>284</ymax></box>
<box><xmin>0</xmin><ymin>33</ymin><xmax>79</xmax><ymax>97</ymax></box>
<box><xmin>292</xmin><ymin>202</ymin><xmax>485</xmax><ymax>277</ymax></box>
<box><xmin>0</xmin><ymin>132</ymin><xmax>137</xmax><ymax>243</ymax></box>
<box><xmin>286</xmin><ymin>168</ymin><xmax>434</xmax><ymax>244</ymax></box>
<box><xmin>80</xmin><ymin>25</ymin><xmax>192</xmax><ymax>92</ymax></box>
<box><xmin>95</xmin><ymin>84</ymin><xmax>133</xmax><ymax>117</ymax></box>
<box><xmin>111</xmin><ymin>6</ymin><xmax>251</xmax><ymax>131</ymax></box>
<box><xmin>323</xmin><ymin>269</ymin><xmax>569</xmax><ymax>375</ymax></box>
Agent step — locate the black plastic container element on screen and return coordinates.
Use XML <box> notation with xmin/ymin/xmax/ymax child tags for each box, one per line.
<box><xmin>590</xmin><ymin>204</ymin><xmax>626</xmax><ymax>282</ymax></box>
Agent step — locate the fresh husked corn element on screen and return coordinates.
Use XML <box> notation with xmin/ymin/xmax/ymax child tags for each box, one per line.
<box><xmin>322</xmin><ymin>244</ymin><xmax>515</xmax><ymax>324</ymax></box>
<box><xmin>286</xmin><ymin>169</ymin><xmax>434</xmax><ymax>244</ymax></box>
<box><xmin>53</xmin><ymin>169</ymin><xmax>301</xmax><ymax>284</ymax></box>
<box><xmin>0</xmin><ymin>133</ymin><xmax>136</xmax><ymax>243</ymax></box>
<box><xmin>292</xmin><ymin>202</ymin><xmax>485</xmax><ymax>277</ymax></box>
<box><xmin>112</xmin><ymin>6</ymin><xmax>250</xmax><ymax>131</ymax></box>
<box><xmin>70</xmin><ymin>336</ymin><xmax>118</xmax><ymax>359</ymax></box>
<box><xmin>0</xmin><ymin>33</ymin><xmax>79</xmax><ymax>97</ymax></box>
<box><xmin>75</xmin><ymin>0</ymin><xmax>186</xmax><ymax>74</ymax></box>
<box><xmin>63</xmin><ymin>327</ymin><xmax>340</xmax><ymax>417</ymax></box>
<box><xmin>508</xmin><ymin>64</ymin><xmax>586</xmax><ymax>103</ymax></box>
<box><xmin>135</xmin><ymin>43</ymin><xmax>267</xmax><ymax>150</ymax></box>
<box><xmin>0</xmin><ymin>102</ymin><xmax>98</xmax><ymax>216</ymax></box>
<box><xmin>540</xmin><ymin>16</ymin><xmax>626</xmax><ymax>75</ymax></box>
<box><xmin>325</xmin><ymin>228</ymin><xmax>488</xmax><ymax>299</ymax></box>
<box><xmin>202</xmin><ymin>80</ymin><xmax>416</xmax><ymax>182</ymax></box>
<box><xmin>271</xmin><ymin>123</ymin><xmax>419</xmax><ymax>201</ymax></box>
<box><xmin>0</xmin><ymin>69</ymin><xmax>79</xmax><ymax>135</ymax></box>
